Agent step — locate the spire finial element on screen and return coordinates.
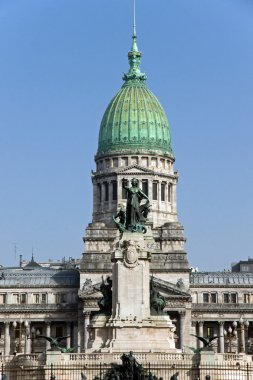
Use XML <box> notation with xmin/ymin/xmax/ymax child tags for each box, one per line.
<box><xmin>133</xmin><ymin>0</ymin><xmax>136</xmax><ymax>38</ymax></box>
<box><xmin>131</xmin><ymin>0</ymin><xmax>138</xmax><ymax>52</ymax></box>
<box><xmin>123</xmin><ymin>0</ymin><xmax>146</xmax><ymax>82</ymax></box>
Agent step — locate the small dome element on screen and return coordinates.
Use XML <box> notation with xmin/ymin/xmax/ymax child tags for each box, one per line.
<box><xmin>96</xmin><ymin>35</ymin><xmax>173</xmax><ymax>158</ymax></box>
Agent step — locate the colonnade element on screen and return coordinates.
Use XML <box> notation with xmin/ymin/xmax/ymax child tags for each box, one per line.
<box><xmin>194</xmin><ymin>320</ymin><xmax>250</xmax><ymax>354</ymax></box>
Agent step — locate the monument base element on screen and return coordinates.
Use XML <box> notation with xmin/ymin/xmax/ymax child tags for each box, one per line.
<box><xmin>86</xmin><ymin>314</ymin><xmax>176</xmax><ymax>353</ymax></box>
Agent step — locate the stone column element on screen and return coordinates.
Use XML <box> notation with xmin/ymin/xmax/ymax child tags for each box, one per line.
<box><xmin>198</xmin><ymin>321</ymin><xmax>204</xmax><ymax>348</ymax></box>
<box><xmin>66</xmin><ymin>322</ymin><xmax>71</xmax><ymax>349</ymax></box>
<box><xmin>219</xmin><ymin>321</ymin><xmax>225</xmax><ymax>353</ymax></box>
<box><xmin>179</xmin><ymin>311</ymin><xmax>186</xmax><ymax>349</ymax></box>
<box><xmin>84</xmin><ymin>312</ymin><xmax>91</xmax><ymax>350</ymax></box>
<box><xmin>46</xmin><ymin>322</ymin><xmax>51</xmax><ymax>351</ymax></box>
<box><xmin>4</xmin><ymin>322</ymin><xmax>10</xmax><ymax>356</ymax></box>
<box><xmin>25</xmin><ymin>323</ymin><xmax>30</xmax><ymax>354</ymax></box>
<box><xmin>239</xmin><ymin>321</ymin><xmax>245</xmax><ymax>353</ymax></box>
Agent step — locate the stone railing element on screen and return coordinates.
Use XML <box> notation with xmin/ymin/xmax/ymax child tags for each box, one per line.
<box><xmin>192</xmin><ymin>303</ymin><xmax>253</xmax><ymax>311</ymax></box>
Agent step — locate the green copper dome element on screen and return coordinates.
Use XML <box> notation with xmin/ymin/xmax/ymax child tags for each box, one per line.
<box><xmin>97</xmin><ymin>31</ymin><xmax>173</xmax><ymax>158</ymax></box>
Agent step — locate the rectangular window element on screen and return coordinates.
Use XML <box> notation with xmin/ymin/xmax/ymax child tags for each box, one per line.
<box><xmin>61</xmin><ymin>294</ymin><xmax>66</xmax><ymax>303</ymax></box>
<box><xmin>41</xmin><ymin>294</ymin><xmax>47</xmax><ymax>304</ymax></box>
<box><xmin>13</xmin><ymin>294</ymin><xmax>19</xmax><ymax>304</ymax></box>
<box><xmin>112</xmin><ymin>158</ymin><xmax>118</xmax><ymax>167</ymax></box>
<box><xmin>55</xmin><ymin>294</ymin><xmax>61</xmax><ymax>304</ymax></box>
<box><xmin>168</xmin><ymin>184</ymin><xmax>172</xmax><ymax>203</ymax></box>
<box><xmin>161</xmin><ymin>183</ymin><xmax>165</xmax><ymax>201</ymax></box>
<box><xmin>203</xmin><ymin>293</ymin><xmax>209</xmax><ymax>303</ymax></box>
<box><xmin>0</xmin><ymin>294</ymin><xmax>6</xmax><ymax>304</ymax></box>
<box><xmin>152</xmin><ymin>182</ymin><xmax>158</xmax><ymax>201</ymax></box>
<box><xmin>241</xmin><ymin>265</ymin><xmax>249</xmax><ymax>272</ymax></box>
<box><xmin>20</xmin><ymin>293</ymin><xmax>27</xmax><ymax>304</ymax></box>
<box><xmin>231</xmin><ymin>293</ymin><xmax>237</xmax><ymax>303</ymax></box>
<box><xmin>122</xmin><ymin>180</ymin><xmax>128</xmax><ymax>200</ymax></box>
<box><xmin>223</xmin><ymin>293</ymin><xmax>229</xmax><ymax>303</ymax></box>
<box><xmin>112</xmin><ymin>181</ymin><xmax>117</xmax><ymax>201</ymax></box>
<box><xmin>104</xmin><ymin>182</ymin><xmax>109</xmax><ymax>201</ymax></box>
<box><xmin>142</xmin><ymin>180</ymin><xmax>148</xmax><ymax>196</ymax></box>
<box><xmin>33</xmin><ymin>294</ymin><xmax>40</xmax><ymax>304</ymax></box>
<box><xmin>210</xmin><ymin>293</ymin><xmax>217</xmax><ymax>303</ymax></box>
<box><xmin>97</xmin><ymin>184</ymin><xmax>102</xmax><ymax>203</ymax></box>
<box><xmin>122</xmin><ymin>157</ymin><xmax>128</xmax><ymax>166</ymax></box>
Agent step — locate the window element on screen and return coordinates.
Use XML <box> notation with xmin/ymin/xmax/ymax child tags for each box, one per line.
<box><xmin>241</xmin><ymin>265</ymin><xmax>249</xmax><ymax>272</ymax></box>
<box><xmin>152</xmin><ymin>182</ymin><xmax>158</xmax><ymax>201</ymax></box>
<box><xmin>131</xmin><ymin>156</ymin><xmax>138</xmax><ymax>165</ymax></box>
<box><xmin>160</xmin><ymin>159</ymin><xmax>165</xmax><ymax>169</ymax></box>
<box><xmin>55</xmin><ymin>294</ymin><xmax>61</xmax><ymax>304</ymax></box>
<box><xmin>12</xmin><ymin>294</ymin><xmax>19</xmax><ymax>304</ymax></box>
<box><xmin>20</xmin><ymin>293</ymin><xmax>27</xmax><ymax>304</ymax></box>
<box><xmin>142</xmin><ymin>157</ymin><xmax>148</xmax><ymax>167</ymax></box>
<box><xmin>168</xmin><ymin>184</ymin><xmax>172</xmax><ymax>203</ymax></box>
<box><xmin>33</xmin><ymin>294</ymin><xmax>40</xmax><ymax>304</ymax></box>
<box><xmin>161</xmin><ymin>183</ymin><xmax>165</xmax><ymax>201</ymax></box>
<box><xmin>105</xmin><ymin>159</ymin><xmax>110</xmax><ymax>168</ymax></box>
<box><xmin>122</xmin><ymin>180</ymin><xmax>128</xmax><ymax>199</ymax></box>
<box><xmin>112</xmin><ymin>181</ymin><xmax>117</xmax><ymax>201</ymax></box>
<box><xmin>122</xmin><ymin>157</ymin><xmax>128</xmax><ymax>166</ymax></box>
<box><xmin>142</xmin><ymin>180</ymin><xmax>148</xmax><ymax>196</ymax></box>
<box><xmin>203</xmin><ymin>293</ymin><xmax>209</xmax><ymax>303</ymax></box>
<box><xmin>210</xmin><ymin>293</ymin><xmax>217</xmax><ymax>303</ymax></box>
<box><xmin>224</xmin><ymin>293</ymin><xmax>237</xmax><ymax>303</ymax></box>
<box><xmin>97</xmin><ymin>184</ymin><xmax>102</xmax><ymax>203</ymax></box>
<box><xmin>41</xmin><ymin>294</ymin><xmax>47</xmax><ymax>304</ymax></box>
<box><xmin>112</xmin><ymin>158</ymin><xmax>118</xmax><ymax>167</ymax></box>
<box><xmin>0</xmin><ymin>294</ymin><xmax>6</xmax><ymax>304</ymax></box>
<box><xmin>104</xmin><ymin>182</ymin><xmax>109</xmax><ymax>201</ymax></box>
<box><xmin>151</xmin><ymin>158</ymin><xmax>157</xmax><ymax>167</ymax></box>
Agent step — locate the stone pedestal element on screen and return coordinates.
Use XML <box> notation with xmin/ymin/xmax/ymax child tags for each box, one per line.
<box><xmin>86</xmin><ymin>232</ymin><xmax>176</xmax><ymax>353</ymax></box>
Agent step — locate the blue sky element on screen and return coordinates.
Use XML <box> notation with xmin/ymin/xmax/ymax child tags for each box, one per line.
<box><xmin>0</xmin><ymin>0</ymin><xmax>253</xmax><ymax>270</ymax></box>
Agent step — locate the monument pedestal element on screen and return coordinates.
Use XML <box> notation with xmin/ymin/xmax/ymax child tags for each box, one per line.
<box><xmin>86</xmin><ymin>232</ymin><xmax>176</xmax><ymax>353</ymax></box>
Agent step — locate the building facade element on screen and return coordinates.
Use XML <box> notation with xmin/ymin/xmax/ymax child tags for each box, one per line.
<box><xmin>1</xmin><ymin>18</ymin><xmax>253</xmax><ymax>357</ymax></box>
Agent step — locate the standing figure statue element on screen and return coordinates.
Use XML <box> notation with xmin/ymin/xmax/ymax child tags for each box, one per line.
<box><xmin>122</xmin><ymin>178</ymin><xmax>150</xmax><ymax>233</ymax></box>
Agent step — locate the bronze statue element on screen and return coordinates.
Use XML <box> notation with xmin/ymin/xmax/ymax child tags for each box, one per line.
<box><xmin>113</xmin><ymin>205</ymin><xmax>126</xmax><ymax>232</ymax></box>
<box><xmin>150</xmin><ymin>277</ymin><xmax>166</xmax><ymax>314</ymax></box>
<box><xmin>97</xmin><ymin>276</ymin><xmax>112</xmax><ymax>315</ymax></box>
<box><xmin>123</xmin><ymin>178</ymin><xmax>150</xmax><ymax>232</ymax></box>
<box><xmin>36</xmin><ymin>335</ymin><xmax>69</xmax><ymax>351</ymax></box>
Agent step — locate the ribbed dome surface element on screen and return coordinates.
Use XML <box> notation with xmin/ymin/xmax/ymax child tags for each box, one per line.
<box><xmin>97</xmin><ymin>31</ymin><xmax>173</xmax><ymax>158</ymax></box>
<box><xmin>97</xmin><ymin>80</ymin><xmax>173</xmax><ymax>157</ymax></box>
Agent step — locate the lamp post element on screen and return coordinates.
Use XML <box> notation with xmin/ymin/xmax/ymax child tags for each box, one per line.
<box><xmin>13</xmin><ymin>319</ymin><xmax>29</xmax><ymax>353</ymax></box>
<box><xmin>224</xmin><ymin>321</ymin><xmax>237</xmax><ymax>353</ymax></box>
<box><xmin>26</xmin><ymin>326</ymin><xmax>40</xmax><ymax>353</ymax></box>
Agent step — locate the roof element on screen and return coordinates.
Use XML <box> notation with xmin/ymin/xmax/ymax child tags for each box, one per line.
<box><xmin>96</xmin><ymin>34</ymin><xmax>173</xmax><ymax>158</ymax></box>
<box><xmin>0</xmin><ymin>268</ymin><xmax>80</xmax><ymax>287</ymax></box>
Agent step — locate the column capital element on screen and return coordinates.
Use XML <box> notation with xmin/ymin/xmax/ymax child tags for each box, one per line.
<box><xmin>83</xmin><ymin>311</ymin><xmax>92</xmax><ymax>317</ymax></box>
<box><xmin>198</xmin><ymin>321</ymin><xmax>204</xmax><ymax>326</ymax></box>
<box><xmin>218</xmin><ymin>321</ymin><xmax>224</xmax><ymax>326</ymax></box>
